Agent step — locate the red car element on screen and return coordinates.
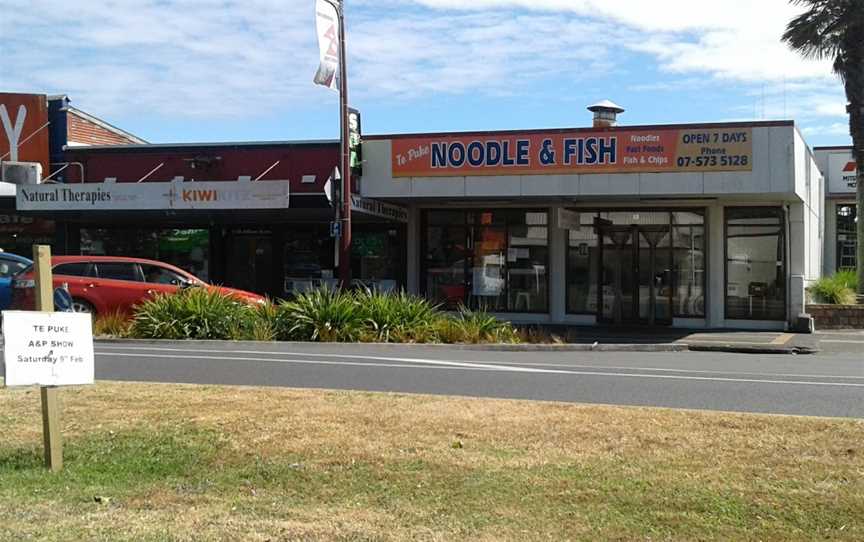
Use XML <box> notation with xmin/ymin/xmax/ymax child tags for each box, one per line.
<box><xmin>11</xmin><ymin>256</ymin><xmax>266</xmax><ymax>316</ymax></box>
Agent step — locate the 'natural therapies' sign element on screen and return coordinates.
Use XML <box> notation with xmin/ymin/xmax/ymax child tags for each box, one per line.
<box><xmin>2</xmin><ymin>311</ymin><xmax>95</xmax><ymax>387</ymax></box>
<box><xmin>391</xmin><ymin>126</ymin><xmax>752</xmax><ymax>178</ymax></box>
<box><xmin>17</xmin><ymin>180</ymin><xmax>291</xmax><ymax>212</ymax></box>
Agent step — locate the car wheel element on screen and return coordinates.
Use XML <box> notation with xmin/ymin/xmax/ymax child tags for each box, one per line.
<box><xmin>71</xmin><ymin>298</ymin><xmax>96</xmax><ymax>316</ymax></box>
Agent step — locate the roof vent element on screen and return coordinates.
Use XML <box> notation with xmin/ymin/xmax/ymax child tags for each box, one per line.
<box><xmin>587</xmin><ymin>100</ymin><xmax>625</xmax><ymax>128</ymax></box>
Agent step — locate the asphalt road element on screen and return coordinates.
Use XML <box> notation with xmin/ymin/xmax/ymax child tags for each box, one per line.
<box><xmin>42</xmin><ymin>341</ymin><xmax>862</xmax><ymax>419</ymax></box>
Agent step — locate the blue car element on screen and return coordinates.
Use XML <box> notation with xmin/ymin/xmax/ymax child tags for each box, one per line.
<box><xmin>0</xmin><ymin>252</ymin><xmax>33</xmax><ymax>310</ymax></box>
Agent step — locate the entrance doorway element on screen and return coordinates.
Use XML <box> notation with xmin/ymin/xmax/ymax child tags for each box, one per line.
<box><xmin>598</xmin><ymin>217</ymin><xmax>672</xmax><ymax>325</ymax></box>
<box><xmin>225</xmin><ymin>230</ymin><xmax>273</xmax><ymax>296</ymax></box>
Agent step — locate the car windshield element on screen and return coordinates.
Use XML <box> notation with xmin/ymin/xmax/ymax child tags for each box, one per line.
<box><xmin>3</xmin><ymin>260</ymin><xmax>31</xmax><ymax>278</ymax></box>
<box><xmin>12</xmin><ymin>263</ymin><xmax>33</xmax><ymax>277</ymax></box>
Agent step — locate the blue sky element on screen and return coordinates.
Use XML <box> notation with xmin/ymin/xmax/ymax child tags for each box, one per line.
<box><xmin>0</xmin><ymin>0</ymin><xmax>852</xmax><ymax>146</ymax></box>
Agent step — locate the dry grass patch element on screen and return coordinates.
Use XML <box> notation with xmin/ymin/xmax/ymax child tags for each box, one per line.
<box><xmin>0</xmin><ymin>380</ymin><xmax>862</xmax><ymax>541</ymax></box>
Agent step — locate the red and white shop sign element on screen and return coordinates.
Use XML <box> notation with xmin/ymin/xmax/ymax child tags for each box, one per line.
<box><xmin>0</xmin><ymin>93</ymin><xmax>50</xmax><ymax>173</ymax></box>
<box><xmin>827</xmin><ymin>151</ymin><xmax>858</xmax><ymax>193</ymax></box>
<box><xmin>391</xmin><ymin>127</ymin><xmax>753</xmax><ymax>178</ymax></box>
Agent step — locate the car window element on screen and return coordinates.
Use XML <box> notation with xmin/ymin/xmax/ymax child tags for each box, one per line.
<box><xmin>0</xmin><ymin>260</ymin><xmax>29</xmax><ymax>278</ymax></box>
<box><xmin>95</xmin><ymin>262</ymin><xmax>140</xmax><ymax>282</ymax></box>
<box><xmin>141</xmin><ymin>264</ymin><xmax>187</xmax><ymax>285</ymax></box>
<box><xmin>53</xmin><ymin>262</ymin><xmax>92</xmax><ymax>277</ymax></box>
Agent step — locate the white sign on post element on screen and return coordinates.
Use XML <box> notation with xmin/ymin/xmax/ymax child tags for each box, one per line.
<box><xmin>2</xmin><ymin>311</ymin><xmax>95</xmax><ymax>387</ymax></box>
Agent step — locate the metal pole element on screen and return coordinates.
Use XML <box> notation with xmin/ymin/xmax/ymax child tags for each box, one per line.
<box><xmin>335</xmin><ymin>0</ymin><xmax>352</xmax><ymax>287</ymax></box>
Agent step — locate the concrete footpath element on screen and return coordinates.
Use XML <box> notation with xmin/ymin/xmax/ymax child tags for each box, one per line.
<box><xmin>533</xmin><ymin>327</ymin><xmax>822</xmax><ymax>355</ymax></box>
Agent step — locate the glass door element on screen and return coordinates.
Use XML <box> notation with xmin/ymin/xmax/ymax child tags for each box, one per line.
<box><xmin>638</xmin><ymin>227</ymin><xmax>672</xmax><ymax>325</ymax></box>
<box><xmin>599</xmin><ymin>223</ymin><xmax>672</xmax><ymax>325</ymax></box>
<box><xmin>599</xmin><ymin>226</ymin><xmax>635</xmax><ymax>324</ymax></box>
<box><xmin>226</xmin><ymin>233</ymin><xmax>273</xmax><ymax>296</ymax></box>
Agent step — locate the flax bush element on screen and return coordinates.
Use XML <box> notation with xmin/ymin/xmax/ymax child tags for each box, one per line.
<box><xmin>130</xmin><ymin>287</ymin><xmax>260</xmax><ymax>340</ymax></box>
<box><xmin>809</xmin><ymin>270</ymin><xmax>858</xmax><ymax>305</ymax></box>
<box><xmin>355</xmin><ymin>289</ymin><xmax>440</xmax><ymax>343</ymax></box>
<box><xmin>275</xmin><ymin>287</ymin><xmax>363</xmax><ymax>342</ymax></box>
<box><xmin>130</xmin><ymin>286</ymin><xmax>521</xmax><ymax>344</ymax></box>
<box><xmin>449</xmin><ymin>306</ymin><xmax>520</xmax><ymax>344</ymax></box>
<box><xmin>93</xmin><ymin>310</ymin><xmax>133</xmax><ymax>338</ymax></box>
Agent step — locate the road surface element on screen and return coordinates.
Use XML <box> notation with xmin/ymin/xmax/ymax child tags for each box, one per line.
<box><xmin>63</xmin><ymin>341</ymin><xmax>864</xmax><ymax>419</ymax></box>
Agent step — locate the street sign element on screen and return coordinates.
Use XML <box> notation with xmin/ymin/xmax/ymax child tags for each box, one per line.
<box><xmin>2</xmin><ymin>311</ymin><xmax>95</xmax><ymax>387</ymax></box>
<box><xmin>330</xmin><ymin>220</ymin><xmax>342</xmax><ymax>238</ymax></box>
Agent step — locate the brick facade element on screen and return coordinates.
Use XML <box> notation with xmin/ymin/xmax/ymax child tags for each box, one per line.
<box><xmin>806</xmin><ymin>304</ymin><xmax>864</xmax><ymax>330</ymax></box>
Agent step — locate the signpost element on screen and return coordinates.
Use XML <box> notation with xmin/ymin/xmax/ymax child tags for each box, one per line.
<box><xmin>1</xmin><ymin>245</ymin><xmax>94</xmax><ymax>471</ymax></box>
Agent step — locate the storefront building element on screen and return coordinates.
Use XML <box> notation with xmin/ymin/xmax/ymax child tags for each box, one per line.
<box><xmin>17</xmin><ymin>140</ymin><xmax>407</xmax><ymax>298</ymax></box>
<box><xmin>815</xmin><ymin>146</ymin><xmax>857</xmax><ymax>274</ymax></box>
<box><xmin>1</xmin><ymin>92</ymin><xmax>144</xmax><ymax>255</ymax></box>
<box><xmin>359</xmin><ymin>114</ymin><xmax>824</xmax><ymax>330</ymax></box>
<box><xmin>5</xmin><ymin>92</ymin><xmax>836</xmax><ymax>329</ymax></box>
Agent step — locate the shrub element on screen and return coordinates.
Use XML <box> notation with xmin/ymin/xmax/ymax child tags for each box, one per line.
<box><xmin>276</xmin><ymin>287</ymin><xmax>363</xmax><ymax>342</ymax></box>
<box><xmin>433</xmin><ymin>317</ymin><xmax>466</xmax><ymax>344</ymax></box>
<box><xmin>130</xmin><ymin>287</ymin><xmax>258</xmax><ymax>340</ymax></box>
<box><xmin>128</xmin><ymin>285</ymin><xmax>522</xmax><ymax>344</ymax></box>
<box><xmin>355</xmin><ymin>289</ymin><xmax>440</xmax><ymax>343</ymax></box>
<box><xmin>809</xmin><ymin>271</ymin><xmax>858</xmax><ymax>305</ymax></box>
<box><xmin>835</xmin><ymin>269</ymin><xmax>859</xmax><ymax>292</ymax></box>
<box><xmin>450</xmin><ymin>306</ymin><xmax>520</xmax><ymax>344</ymax></box>
<box><xmin>248</xmin><ymin>301</ymin><xmax>278</xmax><ymax>342</ymax></box>
<box><xmin>93</xmin><ymin>310</ymin><xmax>132</xmax><ymax>338</ymax></box>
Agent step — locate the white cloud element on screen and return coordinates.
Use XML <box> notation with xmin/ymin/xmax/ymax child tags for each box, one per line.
<box><xmin>398</xmin><ymin>0</ymin><xmax>836</xmax><ymax>82</ymax></box>
<box><xmin>349</xmin><ymin>12</ymin><xmax>622</xmax><ymax>97</ymax></box>
<box><xmin>0</xmin><ymin>0</ymin><xmax>848</xmax><ymax>144</ymax></box>
<box><xmin>0</xmin><ymin>0</ymin><xmax>324</xmax><ymax>117</ymax></box>
<box><xmin>803</xmin><ymin>123</ymin><xmax>850</xmax><ymax>137</ymax></box>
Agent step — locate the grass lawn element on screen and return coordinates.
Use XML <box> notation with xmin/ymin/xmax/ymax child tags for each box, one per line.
<box><xmin>0</xmin><ymin>380</ymin><xmax>862</xmax><ymax>541</ymax></box>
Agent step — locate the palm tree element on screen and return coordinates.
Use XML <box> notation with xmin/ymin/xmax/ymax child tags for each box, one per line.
<box><xmin>783</xmin><ymin>0</ymin><xmax>864</xmax><ymax>299</ymax></box>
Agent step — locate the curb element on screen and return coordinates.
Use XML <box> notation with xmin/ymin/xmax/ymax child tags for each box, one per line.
<box><xmin>93</xmin><ymin>338</ymin><xmax>816</xmax><ymax>354</ymax></box>
<box><xmin>686</xmin><ymin>343</ymin><xmax>820</xmax><ymax>355</ymax></box>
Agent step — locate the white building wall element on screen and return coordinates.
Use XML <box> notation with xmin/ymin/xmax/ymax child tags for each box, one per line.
<box><xmin>788</xmin><ymin>130</ymin><xmax>825</xmax><ymax>318</ymax></box>
<box><xmin>814</xmin><ymin>146</ymin><xmax>855</xmax><ymax>276</ymax></box>
<box><xmin>362</xmin><ymin>123</ymin><xmax>823</xmax><ymax>329</ymax></box>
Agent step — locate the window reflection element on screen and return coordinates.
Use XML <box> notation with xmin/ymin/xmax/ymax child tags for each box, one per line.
<box><xmin>80</xmin><ymin>228</ymin><xmax>209</xmax><ymax>281</ymax></box>
<box><xmin>566</xmin><ymin>210</ymin><xmax>705</xmax><ymax>319</ymax></box>
<box><xmin>725</xmin><ymin>208</ymin><xmax>786</xmax><ymax>320</ymax></box>
<box><xmin>423</xmin><ymin>210</ymin><xmax>548</xmax><ymax>312</ymax></box>
<box><xmin>836</xmin><ymin>204</ymin><xmax>857</xmax><ymax>271</ymax></box>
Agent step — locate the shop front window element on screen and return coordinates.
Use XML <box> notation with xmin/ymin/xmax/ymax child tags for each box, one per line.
<box><xmin>567</xmin><ymin>214</ymin><xmax>599</xmax><ymax>314</ymax></box>
<box><xmin>80</xmin><ymin>228</ymin><xmax>209</xmax><ymax>281</ymax></box>
<box><xmin>566</xmin><ymin>209</ymin><xmax>705</xmax><ymax>320</ymax></box>
<box><xmin>283</xmin><ymin>225</ymin><xmax>335</xmax><ymax>295</ymax></box>
<box><xmin>725</xmin><ymin>208</ymin><xmax>786</xmax><ymax>320</ymax></box>
<box><xmin>423</xmin><ymin>209</ymin><xmax>548</xmax><ymax>312</ymax></box>
<box><xmin>836</xmin><ymin>204</ymin><xmax>857</xmax><ymax>271</ymax></box>
<box><xmin>672</xmin><ymin>212</ymin><xmax>705</xmax><ymax>317</ymax></box>
<box><xmin>351</xmin><ymin>226</ymin><xmax>405</xmax><ymax>293</ymax></box>
<box><xmin>0</xmin><ymin>213</ymin><xmax>55</xmax><ymax>257</ymax></box>
<box><xmin>425</xmin><ymin>224</ymin><xmax>469</xmax><ymax>309</ymax></box>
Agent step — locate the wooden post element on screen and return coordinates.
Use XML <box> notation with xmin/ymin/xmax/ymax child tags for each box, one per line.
<box><xmin>33</xmin><ymin>245</ymin><xmax>61</xmax><ymax>472</ymax></box>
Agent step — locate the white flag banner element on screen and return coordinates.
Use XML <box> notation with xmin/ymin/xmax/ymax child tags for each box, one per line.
<box><xmin>314</xmin><ymin>0</ymin><xmax>340</xmax><ymax>91</ymax></box>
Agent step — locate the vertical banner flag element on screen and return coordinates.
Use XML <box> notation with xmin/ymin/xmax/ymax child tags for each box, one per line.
<box><xmin>348</xmin><ymin>107</ymin><xmax>362</xmax><ymax>174</ymax></box>
<box><xmin>314</xmin><ymin>0</ymin><xmax>340</xmax><ymax>91</ymax></box>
